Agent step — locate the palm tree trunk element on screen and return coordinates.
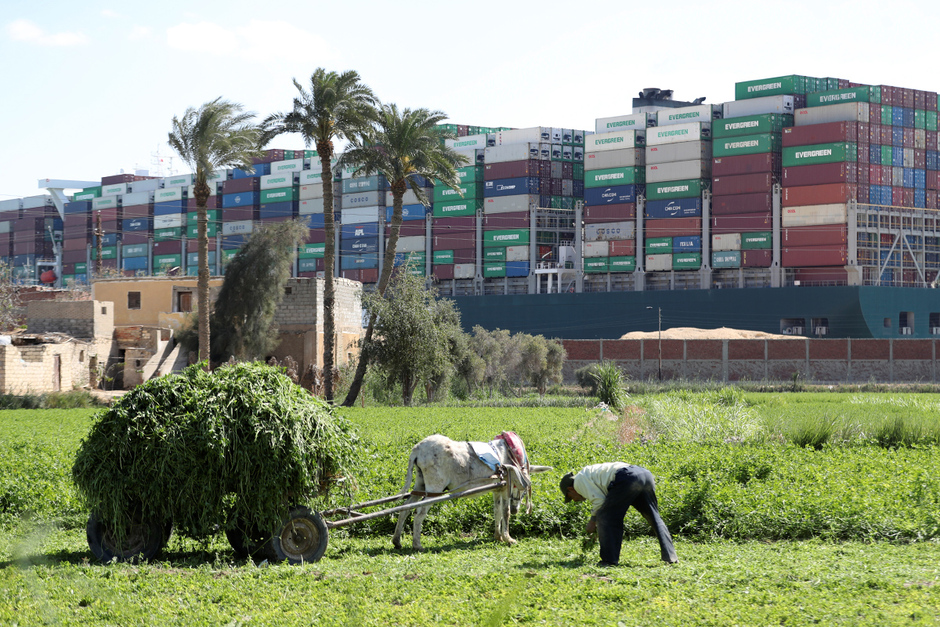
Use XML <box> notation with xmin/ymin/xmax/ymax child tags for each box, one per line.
<box><xmin>194</xmin><ymin>179</ymin><xmax>212</xmax><ymax>370</ymax></box>
<box><xmin>317</xmin><ymin>141</ymin><xmax>337</xmax><ymax>402</ymax></box>
<box><xmin>342</xmin><ymin>181</ymin><xmax>407</xmax><ymax>406</ymax></box>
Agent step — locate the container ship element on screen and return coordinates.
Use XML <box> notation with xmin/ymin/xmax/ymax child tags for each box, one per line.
<box><xmin>4</xmin><ymin>75</ymin><xmax>940</xmax><ymax>339</ymax></box>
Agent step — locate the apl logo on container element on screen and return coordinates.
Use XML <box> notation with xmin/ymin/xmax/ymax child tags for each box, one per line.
<box><xmin>354</xmin><ymin>227</ymin><xmax>366</xmax><ymax>237</ymax></box>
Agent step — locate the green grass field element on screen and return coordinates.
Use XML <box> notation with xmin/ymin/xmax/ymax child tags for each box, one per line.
<box><xmin>1</xmin><ymin>395</ymin><xmax>939</xmax><ymax>625</ymax></box>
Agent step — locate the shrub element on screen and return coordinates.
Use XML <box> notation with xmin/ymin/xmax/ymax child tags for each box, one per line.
<box><xmin>590</xmin><ymin>361</ymin><xmax>629</xmax><ymax>411</ymax></box>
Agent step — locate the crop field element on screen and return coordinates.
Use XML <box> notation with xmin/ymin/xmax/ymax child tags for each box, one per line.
<box><xmin>1</xmin><ymin>392</ymin><xmax>939</xmax><ymax>625</ymax></box>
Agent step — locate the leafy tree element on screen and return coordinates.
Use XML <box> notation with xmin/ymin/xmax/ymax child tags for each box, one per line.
<box><xmin>340</xmin><ymin>104</ymin><xmax>468</xmax><ymax>407</ymax></box>
<box><xmin>519</xmin><ymin>333</ymin><xmax>567</xmax><ymax>396</ymax></box>
<box><xmin>470</xmin><ymin>327</ymin><xmax>521</xmax><ymax>395</ymax></box>
<box><xmin>0</xmin><ymin>260</ymin><xmax>20</xmax><ymax>331</ymax></box>
<box><xmin>210</xmin><ymin>219</ymin><xmax>309</xmax><ymax>363</ymax></box>
<box><xmin>168</xmin><ymin>98</ymin><xmax>264</xmax><ymax>368</ymax></box>
<box><xmin>466</xmin><ymin>327</ymin><xmax>566</xmax><ymax>396</ymax></box>
<box><xmin>262</xmin><ymin>69</ymin><xmax>376</xmax><ymax>402</ymax></box>
<box><xmin>361</xmin><ymin>265</ymin><xmax>465</xmax><ymax>406</ymax></box>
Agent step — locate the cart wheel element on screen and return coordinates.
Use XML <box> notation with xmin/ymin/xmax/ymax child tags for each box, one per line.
<box><xmin>272</xmin><ymin>507</ymin><xmax>328</xmax><ymax>564</ymax></box>
<box><xmin>226</xmin><ymin>520</ymin><xmax>277</xmax><ymax>561</ymax></box>
<box><xmin>86</xmin><ymin>513</ymin><xmax>168</xmax><ymax>563</ymax></box>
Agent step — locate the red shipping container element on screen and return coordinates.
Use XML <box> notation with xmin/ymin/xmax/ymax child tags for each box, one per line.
<box><xmin>929</xmin><ymin>172</ymin><xmax>940</xmax><ymax>192</ymax></box>
<box><xmin>221</xmin><ymin>207</ymin><xmax>255</xmax><ymax>222</ymax></box>
<box><xmin>121</xmin><ymin>232</ymin><xmax>149</xmax><ymax>245</ymax></box>
<box><xmin>880</xmin><ymin>126</ymin><xmax>892</xmax><ymax>145</ymax></box>
<box><xmin>187</xmin><ymin>239</ymin><xmax>217</xmax><ymax>253</ymax></box>
<box><xmin>903</xmin><ymin>128</ymin><xmax>915</xmax><ymax>148</ymax></box>
<box><xmin>13</xmin><ymin>240</ymin><xmax>37</xmax><ymax>255</ymax></box>
<box><xmin>782</xmin><ymin>183</ymin><xmax>857</xmax><ymax>207</ymax></box>
<box><xmin>710</xmin><ymin>192</ymin><xmax>772</xmax><ymax>215</ymax></box>
<box><xmin>13</xmin><ymin>216</ymin><xmax>43</xmax><ymax>232</ymax></box>
<box><xmin>0</xmin><ymin>240</ymin><xmax>9</xmax><ymax>257</ymax></box>
<box><xmin>927</xmin><ymin>92</ymin><xmax>938</xmax><ymax>112</ymax></box>
<box><xmin>782</xmin><ymin>162</ymin><xmax>863</xmax><ymax>187</ymax></box>
<box><xmin>783</xmin><ymin>224</ymin><xmax>847</xmax><ymax>247</ymax></box>
<box><xmin>153</xmin><ymin>240</ymin><xmax>182</xmax><ymax>255</ymax></box>
<box><xmin>584</xmin><ymin>203</ymin><xmax>636</xmax><ymax>223</ymax></box>
<box><xmin>122</xmin><ymin>204</ymin><xmax>151</xmax><ymax>218</ymax></box>
<box><xmin>101</xmin><ymin>173</ymin><xmax>137</xmax><ymax>185</ymax></box>
<box><xmin>61</xmin><ymin>263</ymin><xmax>75</xmax><ymax>274</ymax></box>
<box><xmin>62</xmin><ymin>249</ymin><xmax>87</xmax><ymax>263</ymax></box>
<box><xmin>712</xmin><ymin>172</ymin><xmax>774</xmax><ymax>195</ymax></box>
<box><xmin>609</xmin><ymin>239</ymin><xmax>636</xmax><ymax>256</ymax></box>
<box><xmin>433</xmin><ymin>216</ymin><xmax>475</xmax><ymax>230</ymax></box>
<box><xmin>903</xmin><ymin>88</ymin><xmax>914</xmax><ymax>108</ymax></box>
<box><xmin>929</xmin><ymin>131</ymin><xmax>939</xmax><ymax>151</ymax></box>
<box><xmin>433</xmin><ymin>234</ymin><xmax>475</xmax><ymax>250</ymax></box>
<box><xmin>869</xmin><ymin>105</ymin><xmax>881</xmax><ymax>125</ymax></box>
<box><xmin>187</xmin><ymin>196</ymin><xmax>218</xmax><ymax>209</ymax></box>
<box><xmin>891</xmin><ymin>187</ymin><xmax>904</xmax><ymax>206</ymax></box>
<box><xmin>64</xmin><ymin>214</ymin><xmax>91</xmax><ymax>228</ymax></box>
<box><xmin>221</xmin><ymin>178</ymin><xmax>259</xmax><ymax>194</ymax></box>
<box><xmin>915</xmin><ymin>90</ymin><xmax>927</xmax><ymax>109</ymax></box>
<box><xmin>793</xmin><ymin>267</ymin><xmax>848</xmax><ymax>283</ymax></box>
<box><xmin>644</xmin><ymin>217</ymin><xmax>701</xmax><ymax>238</ymax></box>
<box><xmin>385</xmin><ymin>221</ymin><xmax>426</xmax><ymax>237</ymax></box>
<box><xmin>711</xmin><ymin>153</ymin><xmax>780</xmax><ymax>177</ymax></box>
<box><xmin>782</xmin><ymin>244</ymin><xmax>848</xmax><ymax>267</ymax></box>
<box><xmin>360</xmin><ymin>268</ymin><xmax>378</xmax><ymax>284</ymax></box>
<box><xmin>484</xmin><ymin>211</ymin><xmax>529</xmax><ymax>229</ymax></box>
<box><xmin>253</xmin><ymin>149</ymin><xmax>285</xmax><ymax>164</ymax></box>
<box><xmin>92</xmin><ymin>208</ymin><xmax>120</xmax><ymax>222</ymax></box>
<box><xmin>869</xmin><ymin>165</ymin><xmax>882</xmax><ymax>186</ymax></box>
<box><xmin>711</xmin><ymin>212</ymin><xmax>772</xmax><ymax>234</ymax></box>
<box><xmin>432</xmin><ymin>264</ymin><xmax>454</xmax><ymax>280</ymax></box>
<box><xmin>340</xmin><ymin>269</ymin><xmax>361</xmax><ymax>281</ymax></box>
<box><xmin>484</xmin><ymin>160</ymin><xmax>545</xmax><ymax>180</ymax></box>
<box><xmin>305</xmin><ymin>229</ymin><xmax>326</xmax><ymax>244</ymax></box>
<box><xmin>915</xmin><ymin>149</ymin><xmax>926</xmax><ymax>169</ymax></box>
<box><xmin>868</xmin><ymin>123</ymin><xmax>881</xmax><ymax>144</ymax></box>
<box><xmin>902</xmin><ymin>188</ymin><xmax>914</xmax><ymax>207</ymax></box>
<box><xmin>782</xmin><ymin>121</ymin><xmax>859</xmax><ymax>147</ymax></box>
<box><xmin>100</xmin><ymin>259</ymin><xmax>118</xmax><ymax>270</ymax></box>
<box><xmin>63</xmin><ymin>237</ymin><xmax>89</xmax><ymax>251</ymax></box>
<box><xmin>928</xmin><ymin>190</ymin><xmax>938</xmax><ymax>210</ymax></box>
<box><xmin>742</xmin><ymin>249</ymin><xmax>772</xmax><ymax>268</ymax></box>
<box><xmin>452</xmin><ymin>247</ymin><xmax>475</xmax><ymax>264</ymax></box>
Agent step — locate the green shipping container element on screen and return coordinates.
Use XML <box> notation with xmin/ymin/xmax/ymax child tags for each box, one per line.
<box><xmin>712</xmin><ymin>114</ymin><xmax>793</xmax><ymax>138</ymax></box>
<box><xmin>712</xmin><ymin>133</ymin><xmax>782</xmax><ymax>158</ymax></box>
<box><xmin>261</xmin><ymin>187</ymin><xmax>298</xmax><ymax>204</ymax></box>
<box><xmin>881</xmin><ymin>145</ymin><xmax>893</xmax><ymax>166</ymax></box>
<box><xmin>100</xmin><ymin>246</ymin><xmax>117</xmax><ymax>260</ymax></box>
<box><xmin>455</xmin><ymin>166</ymin><xmax>484</xmax><ymax>184</ymax></box>
<box><xmin>483</xmin><ymin>261</ymin><xmax>506</xmax><ymax>278</ymax></box>
<box><xmin>806</xmin><ymin>86</ymin><xmax>872</xmax><ymax>108</ymax></box>
<box><xmin>187</xmin><ymin>223</ymin><xmax>219</xmax><ymax>239</ymax></box>
<box><xmin>915</xmin><ymin>110</ymin><xmax>926</xmax><ymax>130</ymax></box>
<box><xmin>154</xmin><ymin>228</ymin><xmax>182</xmax><ymax>242</ymax></box>
<box><xmin>645</xmin><ymin>237</ymin><xmax>673</xmax><ymax>254</ymax></box>
<box><xmin>573</xmin><ymin>163</ymin><xmax>584</xmax><ymax>180</ymax></box>
<box><xmin>397</xmin><ymin>251</ymin><xmax>426</xmax><ymax>267</ymax></box>
<box><xmin>483</xmin><ymin>247</ymin><xmax>505</xmax><ymax>261</ymax></box>
<box><xmin>584</xmin><ymin>167</ymin><xmax>644</xmax><ymax>188</ymax></box>
<box><xmin>221</xmin><ymin>248</ymin><xmax>240</xmax><ymax>263</ymax></box>
<box><xmin>187</xmin><ymin>210</ymin><xmax>219</xmax><ymax>224</ymax></box>
<box><xmin>609</xmin><ymin>256</ymin><xmax>636</xmax><ymax>273</ymax></box>
<box><xmin>881</xmin><ymin>105</ymin><xmax>893</xmax><ymax>126</ymax></box>
<box><xmin>781</xmin><ymin>143</ymin><xmax>857</xmax><ymax>167</ymax></box>
<box><xmin>645</xmin><ymin>179</ymin><xmax>704</xmax><ymax>201</ymax></box>
<box><xmin>73</xmin><ymin>187</ymin><xmax>102</xmax><ymax>201</ymax></box>
<box><xmin>672</xmin><ymin>252</ymin><xmax>701</xmax><ymax>270</ymax></box>
<box><xmin>75</xmin><ymin>262</ymin><xmax>87</xmax><ymax>273</ymax></box>
<box><xmin>433</xmin><ymin>181</ymin><xmax>483</xmax><ymax>204</ymax></box>
<box><xmin>297</xmin><ymin>258</ymin><xmax>319</xmax><ymax>273</ymax></box>
<box><xmin>433</xmin><ymin>249</ymin><xmax>455</xmax><ymax>264</ymax></box>
<box><xmin>741</xmin><ymin>231</ymin><xmax>772</xmax><ymax>250</ymax></box>
<box><xmin>123</xmin><ymin>244</ymin><xmax>148</xmax><ymax>258</ymax></box>
<box><xmin>484</xmin><ymin>229</ymin><xmax>529</xmax><ymax>247</ymax></box>
<box><xmin>734</xmin><ymin>75</ymin><xmax>810</xmax><ymax>101</ymax></box>
<box><xmin>154</xmin><ymin>254</ymin><xmax>181</xmax><ymax>269</ymax></box>
<box><xmin>928</xmin><ymin>111</ymin><xmax>938</xmax><ymax>132</ymax></box>
<box><xmin>433</xmin><ymin>199</ymin><xmax>482</xmax><ymax>218</ymax></box>
<box><xmin>299</xmin><ymin>242</ymin><xmax>325</xmax><ymax>258</ymax></box>
<box><xmin>712</xmin><ymin>250</ymin><xmax>741</xmax><ymax>268</ymax></box>
<box><xmin>584</xmin><ymin>257</ymin><xmax>610</xmax><ymax>274</ymax></box>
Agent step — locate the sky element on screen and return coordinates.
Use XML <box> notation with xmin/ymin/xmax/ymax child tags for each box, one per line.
<box><xmin>2</xmin><ymin>0</ymin><xmax>939</xmax><ymax>201</ymax></box>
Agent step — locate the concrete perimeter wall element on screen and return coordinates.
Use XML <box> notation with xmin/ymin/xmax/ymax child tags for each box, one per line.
<box><xmin>562</xmin><ymin>338</ymin><xmax>940</xmax><ymax>384</ymax></box>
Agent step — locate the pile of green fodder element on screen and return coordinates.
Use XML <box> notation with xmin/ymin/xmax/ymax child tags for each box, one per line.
<box><xmin>72</xmin><ymin>362</ymin><xmax>358</xmax><ymax>541</ymax></box>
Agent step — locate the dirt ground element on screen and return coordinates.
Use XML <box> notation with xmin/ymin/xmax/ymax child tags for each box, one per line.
<box><xmin>619</xmin><ymin>327</ymin><xmax>801</xmax><ymax>340</ymax></box>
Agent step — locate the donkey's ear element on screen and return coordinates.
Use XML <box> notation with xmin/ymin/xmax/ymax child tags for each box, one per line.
<box><xmin>529</xmin><ymin>465</ymin><xmax>553</xmax><ymax>474</ymax></box>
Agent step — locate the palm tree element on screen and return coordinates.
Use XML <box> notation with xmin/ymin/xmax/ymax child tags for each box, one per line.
<box><xmin>261</xmin><ymin>69</ymin><xmax>376</xmax><ymax>402</ymax></box>
<box><xmin>168</xmin><ymin>97</ymin><xmax>263</xmax><ymax>369</ymax></box>
<box><xmin>339</xmin><ymin>103</ymin><xmax>468</xmax><ymax>407</ymax></box>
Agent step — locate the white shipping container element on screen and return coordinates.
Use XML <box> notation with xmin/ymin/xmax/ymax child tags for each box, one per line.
<box><xmin>298</xmin><ymin>198</ymin><xmax>325</xmax><ymax>215</ymax></box>
<box><xmin>122</xmin><ymin>191</ymin><xmax>153</xmax><ymax>206</ymax></box>
<box><xmin>340</xmin><ymin>206</ymin><xmax>381</xmax><ymax>224</ymax></box>
<box><xmin>645</xmin><ymin>122</ymin><xmax>711</xmax><ymax>146</ymax></box>
<box><xmin>261</xmin><ymin>173</ymin><xmax>295</xmax><ymax>190</ymax></box>
<box><xmin>222</xmin><ymin>220</ymin><xmax>254</xmax><ymax>235</ymax></box>
<box><xmin>646</xmin><ymin>141</ymin><xmax>712</xmax><ymax>165</ymax></box>
<box><xmin>594</xmin><ymin>113</ymin><xmax>649</xmax><ymax>135</ymax></box>
<box><xmin>101</xmin><ymin>183</ymin><xmax>127</xmax><ymax>197</ymax></box>
<box><xmin>656</xmin><ymin>104</ymin><xmax>722</xmax><ymax>127</ymax></box>
<box><xmin>446</xmin><ymin>134</ymin><xmax>487</xmax><ymax>150</ymax></box>
<box><xmin>483</xmin><ymin>195</ymin><xmax>540</xmax><ymax>215</ymax></box>
<box><xmin>394</xmin><ymin>235</ymin><xmax>425</xmax><ymax>253</ymax></box>
<box><xmin>781</xmin><ymin>204</ymin><xmax>848</xmax><ymax>227</ymax></box>
<box><xmin>163</xmin><ymin>174</ymin><xmax>193</xmax><ymax>188</ymax></box>
<box><xmin>793</xmin><ymin>103</ymin><xmax>870</xmax><ymax>126</ymax></box>
<box><xmin>154</xmin><ymin>214</ymin><xmax>183</xmax><ymax>229</ymax></box>
<box><xmin>584</xmin><ymin>148</ymin><xmax>645</xmax><ymax>170</ymax></box>
<box><xmin>585</xmin><ymin>130</ymin><xmax>645</xmax><ymax>152</ymax></box>
<box><xmin>269</xmin><ymin>158</ymin><xmax>304</xmax><ymax>174</ymax></box>
<box><xmin>340</xmin><ymin>165</ymin><xmax>361</xmax><ymax>180</ymax></box>
<box><xmin>722</xmin><ymin>95</ymin><xmax>795</xmax><ymax>118</ymax></box>
<box><xmin>646</xmin><ymin>160</ymin><xmax>711</xmax><ymax>183</ymax></box>
<box><xmin>712</xmin><ymin>233</ymin><xmax>741</xmax><ymax>251</ymax></box>
<box><xmin>454</xmin><ymin>263</ymin><xmax>475</xmax><ymax>279</ymax></box>
<box><xmin>583</xmin><ymin>241</ymin><xmax>610</xmax><ymax>258</ymax></box>
<box><xmin>453</xmin><ymin>148</ymin><xmax>485</xmax><ymax>165</ymax></box>
<box><xmin>0</xmin><ymin>199</ymin><xmax>21</xmax><ymax>212</ymax></box>
<box><xmin>505</xmin><ymin>245</ymin><xmax>528</xmax><ymax>262</ymax></box>
<box><xmin>0</xmin><ymin>221</ymin><xmax>10</xmax><ymax>233</ymax></box>
<box><xmin>342</xmin><ymin>191</ymin><xmax>385</xmax><ymax>209</ymax></box>
<box><xmin>154</xmin><ymin>187</ymin><xmax>184</xmax><ymax>203</ymax></box>
<box><xmin>645</xmin><ymin>253</ymin><xmax>672</xmax><ymax>272</ymax></box>
<box><xmin>385</xmin><ymin>189</ymin><xmax>426</xmax><ymax>206</ymax></box>
<box><xmin>131</xmin><ymin>178</ymin><xmax>161</xmax><ymax>192</ymax></box>
<box><xmin>300</xmin><ymin>184</ymin><xmax>324</xmax><ymax>200</ymax></box>
<box><xmin>495</xmin><ymin>127</ymin><xmax>551</xmax><ymax>145</ymax></box>
<box><xmin>92</xmin><ymin>197</ymin><xmax>117</xmax><ymax>210</ymax></box>
<box><xmin>484</xmin><ymin>143</ymin><xmax>546</xmax><ymax>164</ymax></box>
<box><xmin>585</xmin><ymin>221</ymin><xmax>635</xmax><ymax>242</ymax></box>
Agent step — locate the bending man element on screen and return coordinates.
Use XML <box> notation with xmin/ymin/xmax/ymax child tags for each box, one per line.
<box><xmin>560</xmin><ymin>462</ymin><xmax>678</xmax><ymax>566</ymax></box>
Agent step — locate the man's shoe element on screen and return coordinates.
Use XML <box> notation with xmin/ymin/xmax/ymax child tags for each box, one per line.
<box><xmin>595</xmin><ymin>560</ymin><xmax>617</xmax><ymax>567</ymax></box>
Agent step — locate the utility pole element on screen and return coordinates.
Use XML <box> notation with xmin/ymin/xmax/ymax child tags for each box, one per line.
<box><xmin>94</xmin><ymin>211</ymin><xmax>103</xmax><ymax>277</ymax></box>
<box><xmin>657</xmin><ymin>306</ymin><xmax>662</xmax><ymax>381</ymax></box>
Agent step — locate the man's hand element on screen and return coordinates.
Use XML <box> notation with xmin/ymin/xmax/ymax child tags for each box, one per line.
<box><xmin>586</xmin><ymin>518</ymin><xmax>597</xmax><ymax>534</ymax></box>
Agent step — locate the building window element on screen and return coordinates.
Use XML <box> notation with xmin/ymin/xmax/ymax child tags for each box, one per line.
<box><xmin>101</xmin><ymin>306</ymin><xmax>107</xmax><ymax>315</ymax></box>
<box><xmin>285</xmin><ymin>286</ymin><xmax>293</xmax><ymax>295</ymax></box>
<box><xmin>128</xmin><ymin>292</ymin><xmax>141</xmax><ymax>310</ymax></box>
<box><xmin>177</xmin><ymin>291</ymin><xmax>193</xmax><ymax>312</ymax></box>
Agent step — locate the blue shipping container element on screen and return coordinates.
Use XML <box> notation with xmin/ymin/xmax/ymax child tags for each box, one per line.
<box><xmin>903</xmin><ymin>108</ymin><xmax>914</xmax><ymax>128</ymax></box>
<box><xmin>915</xmin><ymin>189</ymin><xmax>926</xmax><ymax>207</ymax></box>
<box><xmin>869</xmin><ymin>144</ymin><xmax>881</xmax><ymax>164</ymax></box>
<box><xmin>645</xmin><ymin>198</ymin><xmax>702</xmax><ymax>219</ymax></box>
<box><xmin>506</xmin><ymin>261</ymin><xmax>529</xmax><ymax>277</ymax></box>
<box><xmin>340</xmin><ymin>236</ymin><xmax>379</xmax><ymax>254</ymax></box>
<box><xmin>341</xmin><ymin>175</ymin><xmax>388</xmax><ymax>194</ymax></box>
<box><xmin>232</xmin><ymin>163</ymin><xmax>270</xmax><ymax>179</ymax></box>
<box><xmin>915</xmin><ymin>170</ymin><xmax>927</xmax><ymax>189</ymax></box>
<box><xmin>122</xmin><ymin>256</ymin><xmax>149</xmax><ymax>271</ymax></box>
<box><xmin>673</xmin><ymin>235</ymin><xmax>702</xmax><ymax>252</ymax></box>
<box><xmin>64</xmin><ymin>201</ymin><xmax>92</xmax><ymax>214</ymax></box>
<box><xmin>583</xmin><ymin>184</ymin><xmax>640</xmax><ymax>206</ymax></box>
<box><xmin>154</xmin><ymin>200</ymin><xmax>184</xmax><ymax>216</ymax></box>
<box><xmin>892</xmin><ymin>127</ymin><xmax>904</xmax><ymax>147</ymax></box>
<box><xmin>259</xmin><ymin>201</ymin><xmax>296</xmax><ymax>219</ymax></box>
<box><xmin>903</xmin><ymin>168</ymin><xmax>915</xmax><ymax>188</ymax></box>
<box><xmin>221</xmin><ymin>234</ymin><xmax>247</xmax><ymax>249</ymax></box>
<box><xmin>484</xmin><ymin>177</ymin><xmax>541</xmax><ymax>198</ymax></box>
<box><xmin>93</xmin><ymin>233</ymin><xmax>120</xmax><ymax>247</ymax></box>
<box><xmin>340</xmin><ymin>253</ymin><xmax>379</xmax><ymax>270</ymax></box>
<box><xmin>386</xmin><ymin>204</ymin><xmax>428</xmax><ymax>222</ymax></box>
<box><xmin>122</xmin><ymin>218</ymin><xmax>150</xmax><ymax>231</ymax></box>
<box><xmin>221</xmin><ymin>192</ymin><xmax>259</xmax><ymax>208</ymax></box>
<box><xmin>301</xmin><ymin>212</ymin><xmax>339</xmax><ymax>229</ymax></box>
<box><xmin>341</xmin><ymin>222</ymin><xmax>379</xmax><ymax>239</ymax></box>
